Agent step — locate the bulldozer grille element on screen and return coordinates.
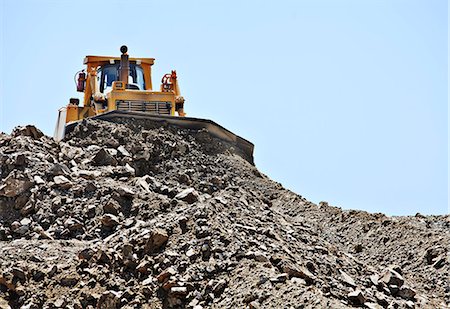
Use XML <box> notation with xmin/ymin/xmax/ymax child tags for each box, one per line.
<box><xmin>116</xmin><ymin>100</ymin><xmax>172</xmax><ymax>115</ymax></box>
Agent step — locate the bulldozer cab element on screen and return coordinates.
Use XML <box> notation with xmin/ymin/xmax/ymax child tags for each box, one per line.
<box><xmin>81</xmin><ymin>55</ymin><xmax>155</xmax><ymax>107</ymax></box>
<box><xmin>97</xmin><ymin>62</ymin><xmax>146</xmax><ymax>93</ymax></box>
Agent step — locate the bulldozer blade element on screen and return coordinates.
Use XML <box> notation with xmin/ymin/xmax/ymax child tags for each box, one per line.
<box><xmin>54</xmin><ymin>107</ymin><xmax>68</xmax><ymax>142</ymax></box>
<box><xmin>61</xmin><ymin>110</ymin><xmax>254</xmax><ymax>164</ymax></box>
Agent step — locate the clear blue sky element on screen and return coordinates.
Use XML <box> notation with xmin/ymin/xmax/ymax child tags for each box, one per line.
<box><xmin>1</xmin><ymin>0</ymin><xmax>448</xmax><ymax>215</ymax></box>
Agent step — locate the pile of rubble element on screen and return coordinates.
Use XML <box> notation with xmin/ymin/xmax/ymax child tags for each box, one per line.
<box><xmin>0</xmin><ymin>120</ymin><xmax>448</xmax><ymax>308</ymax></box>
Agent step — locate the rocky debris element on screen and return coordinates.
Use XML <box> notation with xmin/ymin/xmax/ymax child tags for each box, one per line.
<box><xmin>0</xmin><ymin>119</ymin><xmax>449</xmax><ymax>308</ymax></box>
<box><xmin>11</xmin><ymin>125</ymin><xmax>43</xmax><ymax>139</ymax></box>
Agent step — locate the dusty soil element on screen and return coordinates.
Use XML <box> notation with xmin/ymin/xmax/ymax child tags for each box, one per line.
<box><xmin>0</xmin><ymin>119</ymin><xmax>448</xmax><ymax>309</ymax></box>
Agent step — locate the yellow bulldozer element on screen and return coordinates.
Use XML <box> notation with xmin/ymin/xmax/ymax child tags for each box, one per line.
<box><xmin>55</xmin><ymin>46</ymin><xmax>254</xmax><ymax>163</ymax></box>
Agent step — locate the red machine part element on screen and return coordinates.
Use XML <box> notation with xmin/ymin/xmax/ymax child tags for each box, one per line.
<box><xmin>76</xmin><ymin>70</ymin><xmax>86</xmax><ymax>92</ymax></box>
<box><xmin>161</xmin><ymin>70</ymin><xmax>177</xmax><ymax>91</ymax></box>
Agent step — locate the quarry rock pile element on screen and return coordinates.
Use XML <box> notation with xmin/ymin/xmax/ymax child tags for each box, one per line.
<box><xmin>0</xmin><ymin>120</ymin><xmax>448</xmax><ymax>309</ymax></box>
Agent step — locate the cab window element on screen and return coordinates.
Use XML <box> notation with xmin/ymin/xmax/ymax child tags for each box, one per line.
<box><xmin>98</xmin><ymin>63</ymin><xmax>146</xmax><ymax>92</ymax></box>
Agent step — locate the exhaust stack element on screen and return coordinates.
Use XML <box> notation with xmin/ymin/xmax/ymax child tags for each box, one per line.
<box><xmin>119</xmin><ymin>45</ymin><xmax>130</xmax><ymax>83</ymax></box>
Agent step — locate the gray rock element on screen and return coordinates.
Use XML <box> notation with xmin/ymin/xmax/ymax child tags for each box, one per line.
<box><xmin>175</xmin><ymin>188</ymin><xmax>199</xmax><ymax>204</ymax></box>
<box><xmin>156</xmin><ymin>267</ymin><xmax>176</xmax><ymax>283</ymax></box>
<box><xmin>78</xmin><ymin>248</ymin><xmax>95</xmax><ymax>261</ymax></box>
<box><xmin>364</xmin><ymin>302</ymin><xmax>383</xmax><ymax>309</ymax></box>
<box><xmin>33</xmin><ymin>175</ymin><xmax>45</xmax><ymax>185</ymax></box>
<box><xmin>389</xmin><ymin>284</ymin><xmax>400</xmax><ymax>295</ymax></box>
<box><xmin>12</xmin><ymin>267</ymin><xmax>26</xmax><ymax>281</ymax></box>
<box><xmin>53</xmin><ymin>298</ymin><xmax>66</xmax><ymax>308</ymax></box>
<box><xmin>432</xmin><ymin>255</ymin><xmax>447</xmax><ymax>269</ymax></box>
<box><xmin>117</xmin><ymin>145</ymin><xmax>131</xmax><ymax>157</ymax></box>
<box><xmin>78</xmin><ymin>170</ymin><xmax>101</xmax><ymax>179</ymax></box>
<box><xmin>144</xmin><ymin>228</ymin><xmax>169</xmax><ymax>253</ymax></box>
<box><xmin>60</xmin><ymin>276</ymin><xmax>79</xmax><ymax>287</ymax></box>
<box><xmin>282</xmin><ymin>263</ymin><xmax>316</xmax><ymax>284</ymax></box>
<box><xmin>340</xmin><ymin>270</ymin><xmax>356</xmax><ymax>287</ymax></box>
<box><xmin>10</xmin><ymin>221</ymin><xmax>29</xmax><ymax>235</ymax></box>
<box><xmin>92</xmin><ymin>148</ymin><xmax>118</xmax><ymax>166</ymax></box>
<box><xmin>0</xmin><ymin>297</ymin><xmax>11</xmax><ymax>309</ymax></box>
<box><xmin>375</xmin><ymin>291</ymin><xmax>388</xmax><ymax>307</ymax></box>
<box><xmin>32</xmin><ymin>270</ymin><xmax>45</xmax><ymax>282</ymax></box>
<box><xmin>213</xmin><ymin>279</ymin><xmax>227</xmax><ymax>295</ymax></box>
<box><xmin>424</xmin><ymin>246</ymin><xmax>444</xmax><ymax>265</ymax></box>
<box><xmin>135</xmin><ymin>176</ymin><xmax>151</xmax><ymax>192</ymax></box>
<box><xmin>97</xmin><ymin>290</ymin><xmax>120</xmax><ymax>309</ymax></box>
<box><xmin>398</xmin><ymin>286</ymin><xmax>416</xmax><ymax>300</ymax></box>
<box><xmin>369</xmin><ymin>274</ymin><xmax>379</xmax><ymax>286</ymax></box>
<box><xmin>112</xmin><ymin>164</ymin><xmax>135</xmax><ymax>177</ymax></box>
<box><xmin>64</xmin><ymin>218</ymin><xmax>83</xmax><ymax>232</ymax></box>
<box><xmin>348</xmin><ymin>289</ymin><xmax>365</xmax><ymax>306</ymax></box>
<box><xmin>245</xmin><ymin>251</ymin><xmax>269</xmax><ymax>263</ymax></box>
<box><xmin>103</xmin><ymin>199</ymin><xmax>121</xmax><ymax>215</ymax></box>
<box><xmin>20</xmin><ymin>218</ymin><xmax>31</xmax><ymax>226</ymax></box>
<box><xmin>53</xmin><ymin>175</ymin><xmax>72</xmax><ymax>189</ymax></box>
<box><xmin>354</xmin><ymin>243</ymin><xmax>363</xmax><ymax>253</ymax></box>
<box><xmin>380</xmin><ymin>269</ymin><xmax>404</xmax><ymax>287</ymax></box>
<box><xmin>270</xmin><ymin>273</ymin><xmax>289</xmax><ymax>283</ymax></box>
<box><xmin>60</xmin><ymin>142</ymin><xmax>85</xmax><ymax>160</ymax></box>
<box><xmin>0</xmin><ymin>174</ymin><xmax>34</xmax><ymax>197</ymax></box>
<box><xmin>48</xmin><ymin>163</ymin><xmax>70</xmax><ymax>176</ymax></box>
<box><xmin>249</xmin><ymin>301</ymin><xmax>261</xmax><ymax>309</ymax></box>
<box><xmin>136</xmin><ymin>260</ymin><xmax>152</xmax><ymax>274</ymax></box>
<box><xmin>34</xmin><ymin>225</ymin><xmax>53</xmax><ymax>240</ymax></box>
<box><xmin>169</xmin><ymin>286</ymin><xmax>188</xmax><ymax>296</ymax></box>
<box><xmin>105</xmin><ymin>148</ymin><xmax>118</xmax><ymax>156</ymax></box>
<box><xmin>116</xmin><ymin>187</ymin><xmax>135</xmax><ymax>198</ymax></box>
<box><xmin>186</xmin><ymin>248</ymin><xmax>197</xmax><ymax>258</ymax></box>
<box><xmin>101</xmin><ymin>214</ymin><xmax>120</xmax><ymax>227</ymax></box>
<box><xmin>11</xmin><ymin>125</ymin><xmax>43</xmax><ymax>139</ymax></box>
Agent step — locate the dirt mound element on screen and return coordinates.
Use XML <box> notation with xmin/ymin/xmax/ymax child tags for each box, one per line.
<box><xmin>0</xmin><ymin>120</ymin><xmax>448</xmax><ymax>309</ymax></box>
